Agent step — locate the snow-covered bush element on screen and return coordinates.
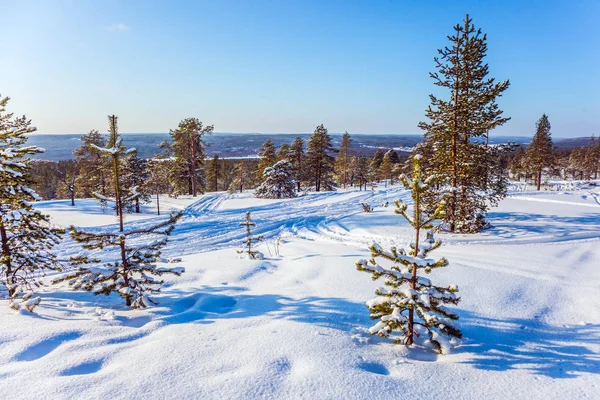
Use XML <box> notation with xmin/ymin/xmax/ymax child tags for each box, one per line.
<box><xmin>237</xmin><ymin>211</ymin><xmax>263</xmax><ymax>260</ymax></box>
<box><xmin>254</xmin><ymin>160</ymin><xmax>296</xmax><ymax>199</ymax></box>
<box><xmin>356</xmin><ymin>156</ymin><xmax>461</xmax><ymax>353</ymax></box>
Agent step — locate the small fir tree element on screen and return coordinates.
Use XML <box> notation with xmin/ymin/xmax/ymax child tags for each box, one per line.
<box><xmin>356</xmin><ymin>156</ymin><xmax>461</xmax><ymax>353</ymax></box>
<box><xmin>55</xmin><ymin>212</ymin><xmax>184</xmax><ymax>308</ymax></box>
<box><xmin>254</xmin><ymin>160</ymin><xmax>297</xmax><ymax>199</ymax></box>
<box><xmin>238</xmin><ymin>212</ymin><xmax>263</xmax><ymax>260</ymax></box>
<box><xmin>0</xmin><ymin>95</ymin><xmax>65</xmax><ymax>311</ymax></box>
<box><xmin>122</xmin><ymin>152</ymin><xmax>150</xmax><ymax>213</ymax></box>
<box><xmin>380</xmin><ymin>150</ymin><xmax>394</xmax><ymax>187</ymax></box>
<box><xmin>146</xmin><ymin>158</ymin><xmax>173</xmax><ymax>215</ymax></box>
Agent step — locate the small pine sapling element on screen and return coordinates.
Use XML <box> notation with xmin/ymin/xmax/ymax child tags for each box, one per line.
<box><xmin>55</xmin><ymin>212</ymin><xmax>184</xmax><ymax>308</ymax></box>
<box><xmin>238</xmin><ymin>212</ymin><xmax>263</xmax><ymax>260</ymax></box>
<box><xmin>356</xmin><ymin>155</ymin><xmax>461</xmax><ymax>353</ymax></box>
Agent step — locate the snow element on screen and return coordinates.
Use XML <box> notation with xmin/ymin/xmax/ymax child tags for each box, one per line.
<box><xmin>0</xmin><ymin>185</ymin><xmax>598</xmax><ymax>398</ymax></box>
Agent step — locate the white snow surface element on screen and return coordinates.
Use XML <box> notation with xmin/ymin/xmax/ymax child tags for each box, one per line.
<box><xmin>1</xmin><ymin>185</ymin><xmax>599</xmax><ymax>399</ymax></box>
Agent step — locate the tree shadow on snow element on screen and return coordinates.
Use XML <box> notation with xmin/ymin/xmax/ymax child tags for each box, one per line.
<box><xmin>458</xmin><ymin>311</ymin><xmax>600</xmax><ymax>378</ymax></box>
<box><xmin>486</xmin><ymin>212</ymin><xmax>600</xmax><ymax>240</ymax></box>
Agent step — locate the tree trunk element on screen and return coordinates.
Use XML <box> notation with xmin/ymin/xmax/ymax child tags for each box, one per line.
<box><xmin>536</xmin><ymin>169</ymin><xmax>542</xmax><ymax>191</ymax></box>
<box><xmin>70</xmin><ymin>187</ymin><xmax>75</xmax><ymax>206</ymax></box>
<box><xmin>156</xmin><ymin>192</ymin><xmax>160</xmax><ymax>215</ymax></box>
<box><xmin>407</xmin><ymin>190</ymin><xmax>421</xmax><ymax>346</ymax></box>
<box><xmin>0</xmin><ymin>223</ymin><xmax>15</xmax><ymax>298</ymax></box>
<box><xmin>190</xmin><ymin>134</ymin><xmax>197</xmax><ymax>197</ymax></box>
<box><xmin>135</xmin><ymin>198</ymin><xmax>140</xmax><ymax>213</ymax></box>
<box><xmin>119</xmin><ymin>237</ymin><xmax>131</xmax><ymax>307</ymax></box>
<box><xmin>113</xmin><ymin>155</ymin><xmax>124</xmax><ymax>232</ymax></box>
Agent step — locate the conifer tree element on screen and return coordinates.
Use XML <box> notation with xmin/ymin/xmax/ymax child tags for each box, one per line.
<box><xmin>146</xmin><ymin>159</ymin><xmax>172</xmax><ymax>215</ymax></box>
<box><xmin>356</xmin><ymin>156</ymin><xmax>461</xmax><ymax>353</ymax></box>
<box><xmin>418</xmin><ymin>14</ymin><xmax>510</xmax><ymax>232</ymax></box>
<box><xmin>288</xmin><ymin>137</ymin><xmax>306</xmax><ymax>192</ymax></box>
<box><xmin>169</xmin><ymin>118</ymin><xmax>214</xmax><ymax>196</ymax></box>
<box><xmin>354</xmin><ymin>156</ymin><xmax>370</xmax><ymax>190</ymax></box>
<box><xmin>0</xmin><ymin>95</ymin><xmax>65</xmax><ymax>311</ymax></box>
<box><xmin>90</xmin><ymin>115</ymin><xmax>136</xmax><ymax>231</ymax></box>
<box><xmin>277</xmin><ymin>143</ymin><xmax>290</xmax><ymax>161</ymax></box>
<box><xmin>229</xmin><ymin>161</ymin><xmax>253</xmax><ymax>193</ymax></box>
<box><xmin>122</xmin><ymin>152</ymin><xmax>150</xmax><ymax>213</ymax></box>
<box><xmin>525</xmin><ymin>114</ymin><xmax>554</xmax><ymax>190</ymax></box>
<box><xmin>56</xmin><ymin>212</ymin><xmax>184</xmax><ymax>308</ymax></box>
<box><xmin>306</xmin><ymin>124</ymin><xmax>335</xmax><ymax>192</ymax></box>
<box><xmin>256</xmin><ymin>139</ymin><xmax>277</xmax><ymax>180</ymax></box>
<box><xmin>369</xmin><ymin>149</ymin><xmax>385</xmax><ymax>183</ymax></box>
<box><xmin>334</xmin><ymin>131</ymin><xmax>353</xmax><ymax>188</ymax></box>
<box><xmin>206</xmin><ymin>154</ymin><xmax>221</xmax><ymax>192</ymax></box>
<box><xmin>238</xmin><ymin>212</ymin><xmax>263</xmax><ymax>260</ymax></box>
<box><xmin>380</xmin><ymin>150</ymin><xmax>394</xmax><ymax>187</ymax></box>
<box><xmin>583</xmin><ymin>135</ymin><xmax>599</xmax><ymax>179</ymax></box>
<box><xmin>254</xmin><ymin>160</ymin><xmax>297</xmax><ymax>199</ymax></box>
<box><xmin>73</xmin><ymin>129</ymin><xmax>108</xmax><ymax>198</ymax></box>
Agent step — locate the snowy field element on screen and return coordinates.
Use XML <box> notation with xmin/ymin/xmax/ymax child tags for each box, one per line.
<box><xmin>1</xmin><ymin>185</ymin><xmax>599</xmax><ymax>399</ymax></box>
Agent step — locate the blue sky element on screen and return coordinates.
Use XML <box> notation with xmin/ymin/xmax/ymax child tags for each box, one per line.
<box><xmin>2</xmin><ymin>0</ymin><xmax>599</xmax><ymax>137</ymax></box>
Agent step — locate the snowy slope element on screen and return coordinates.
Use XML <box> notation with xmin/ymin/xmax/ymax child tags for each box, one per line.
<box><xmin>0</xmin><ymin>186</ymin><xmax>599</xmax><ymax>399</ymax></box>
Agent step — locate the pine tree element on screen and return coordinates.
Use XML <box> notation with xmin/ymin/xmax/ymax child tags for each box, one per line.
<box><xmin>334</xmin><ymin>131</ymin><xmax>353</xmax><ymax>188</ymax></box>
<box><xmin>146</xmin><ymin>159</ymin><xmax>172</xmax><ymax>215</ymax></box>
<box><xmin>256</xmin><ymin>139</ymin><xmax>277</xmax><ymax>180</ymax></box>
<box><xmin>229</xmin><ymin>161</ymin><xmax>253</xmax><ymax>193</ymax></box>
<box><xmin>277</xmin><ymin>143</ymin><xmax>290</xmax><ymax>161</ymax></box>
<box><xmin>525</xmin><ymin>114</ymin><xmax>554</xmax><ymax>190</ymax></box>
<box><xmin>0</xmin><ymin>95</ymin><xmax>65</xmax><ymax>311</ymax></box>
<box><xmin>354</xmin><ymin>156</ymin><xmax>370</xmax><ymax>190</ymax></box>
<box><xmin>254</xmin><ymin>160</ymin><xmax>297</xmax><ymax>199</ymax></box>
<box><xmin>306</xmin><ymin>124</ymin><xmax>335</xmax><ymax>192</ymax></box>
<box><xmin>73</xmin><ymin>129</ymin><xmax>108</xmax><ymax>198</ymax></box>
<box><xmin>56</xmin><ymin>212</ymin><xmax>184</xmax><ymax>308</ymax></box>
<box><xmin>90</xmin><ymin>115</ymin><xmax>136</xmax><ymax>231</ymax></box>
<box><xmin>356</xmin><ymin>156</ymin><xmax>461</xmax><ymax>353</ymax></box>
<box><xmin>122</xmin><ymin>152</ymin><xmax>150</xmax><ymax>213</ymax></box>
<box><xmin>369</xmin><ymin>149</ymin><xmax>385</xmax><ymax>183</ymax></box>
<box><xmin>583</xmin><ymin>135</ymin><xmax>599</xmax><ymax>179</ymax></box>
<box><xmin>206</xmin><ymin>154</ymin><xmax>221</xmax><ymax>192</ymax></box>
<box><xmin>169</xmin><ymin>118</ymin><xmax>214</xmax><ymax>196</ymax></box>
<box><xmin>238</xmin><ymin>212</ymin><xmax>263</xmax><ymax>260</ymax></box>
<box><xmin>288</xmin><ymin>137</ymin><xmax>306</xmax><ymax>192</ymax></box>
<box><xmin>418</xmin><ymin>14</ymin><xmax>510</xmax><ymax>232</ymax></box>
<box><xmin>380</xmin><ymin>150</ymin><xmax>394</xmax><ymax>187</ymax></box>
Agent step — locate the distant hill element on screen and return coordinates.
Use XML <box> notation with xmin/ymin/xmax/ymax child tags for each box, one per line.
<box><xmin>554</xmin><ymin>136</ymin><xmax>596</xmax><ymax>150</ymax></box>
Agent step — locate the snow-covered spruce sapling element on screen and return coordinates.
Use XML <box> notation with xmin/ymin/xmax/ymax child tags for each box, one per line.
<box><xmin>54</xmin><ymin>212</ymin><xmax>184</xmax><ymax>308</ymax></box>
<box><xmin>0</xmin><ymin>95</ymin><xmax>65</xmax><ymax>311</ymax></box>
<box><xmin>254</xmin><ymin>160</ymin><xmax>297</xmax><ymax>199</ymax></box>
<box><xmin>356</xmin><ymin>155</ymin><xmax>461</xmax><ymax>353</ymax></box>
<box><xmin>238</xmin><ymin>211</ymin><xmax>263</xmax><ymax>260</ymax></box>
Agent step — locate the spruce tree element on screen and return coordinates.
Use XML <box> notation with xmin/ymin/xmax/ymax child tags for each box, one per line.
<box><xmin>256</xmin><ymin>139</ymin><xmax>277</xmax><ymax>180</ymax></box>
<box><xmin>418</xmin><ymin>14</ymin><xmax>510</xmax><ymax>232</ymax></box>
<box><xmin>380</xmin><ymin>150</ymin><xmax>394</xmax><ymax>187</ymax></box>
<box><xmin>334</xmin><ymin>131</ymin><xmax>353</xmax><ymax>188</ymax></box>
<box><xmin>169</xmin><ymin>118</ymin><xmax>214</xmax><ymax>196</ymax></box>
<box><xmin>525</xmin><ymin>114</ymin><xmax>554</xmax><ymax>190</ymax></box>
<box><xmin>306</xmin><ymin>124</ymin><xmax>335</xmax><ymax>192</ymax></box>
<box><xmin>354</xmin><ymin>156</ymin><xmax>370</xmax><ymax>190</ymax></box>
<box><xmin>288</xmin><ymin>137</ymin><xmax>306</xmax><ymax>192</ymax></box>
<box><xmin>254</xmin><ymin>160</ymin><xmax>297</xmax><ymax>199</ymax></box>
<box><xmin>369</xmin><ymin>149</ymin><xmax>385</xmax><ymax>183</ymax></box>
<box><xmin>56</xmin><ymin>212</ymin><xmax>184</xmax><ymax>308</ymax></box>
<box><xmin>356</xmin><ymin>156</ymin><xmax>461</xmax><ymax>353</ymax></box>
<box><xmin>0</xmin><ymin>95</ymin><xmax>65</xmax><ymax>311</ymax></box>
<box><xmin>237</xmin><ymin>212</ymin><xmax>263</xmax><ymax>260</ymax></box>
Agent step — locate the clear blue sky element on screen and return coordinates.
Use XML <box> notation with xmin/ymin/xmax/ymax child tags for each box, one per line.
<box><xmin>2</xmin><ymin>0</ymin><xmax>599</xmax><ymax>137</ymax></box>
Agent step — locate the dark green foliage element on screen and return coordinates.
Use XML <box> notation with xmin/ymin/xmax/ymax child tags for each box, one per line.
<box><xmin>524</xmin><ymin>114</ymin><xmax>554</xmax><ymax>190</ymax></box>
<box><xmin>257</xmin><ymin>139</ymin><xmax>277</xmax><ymax>180</ymax></box>
<box><xmin>306</xmin><ymin>124</ymin><xmax>335</xmax><ymax>192</ymax></box>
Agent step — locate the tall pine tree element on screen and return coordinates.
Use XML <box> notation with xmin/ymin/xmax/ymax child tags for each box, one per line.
<box><xmin>256</xmin><ymin>139</ymin><xmax>277</xmax><ymax>180</ymax></box>
<box><xmin>334</xmin><ymin>131</ymin><xmax>353</xmax><ymax>188</ymax></box>
<box><xmin>306</xmin><ymin>124</ymin><xmax>335</xmax><ymax>192</ymax></box>
<box><xmin>418</xmin><ymin>14</ymin><xmax>510</xmax><ymax>232</ymax></box>
<box><xmin>524</xmin><ymin>114</ymin><xmax>554</xmax><ymax>190</ymax></box>
<box><xmin>0</xmin><ymin>95</ymin><xmax>64</xmax><ymax>311</ymax></box>
<box><xmin>288</xmin><ymin>137</ymin><xmax>306</xmax><ymax>192</ymax></box>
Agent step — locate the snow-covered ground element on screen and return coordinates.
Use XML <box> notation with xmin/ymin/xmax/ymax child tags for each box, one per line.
<box><xmin>1</xmin><ymin>186</ymin><xmax>599</xmax><ymax>399</ymax></box>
